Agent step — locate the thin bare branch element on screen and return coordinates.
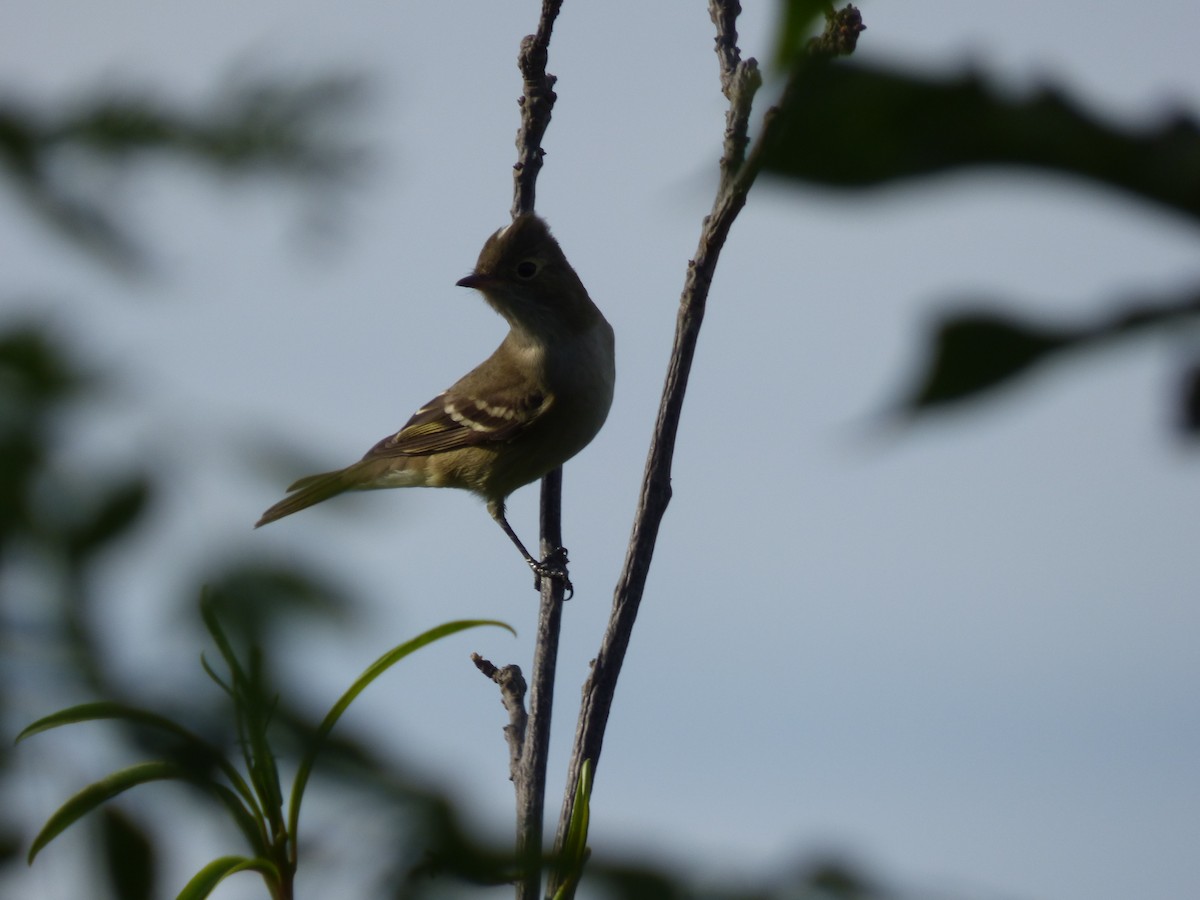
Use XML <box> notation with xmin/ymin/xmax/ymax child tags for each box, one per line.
<box><xmin>511</xmin><ymin>0</ymin><xmax>563</xmax><ymax>218</ymax></box>
<box><xmin>547</xmin><ymin>6</ymin><xmax>863</xmax><ymax>897</ymax></box>
<box><xmin>472</xmin><ymin>654</ymin><xmax>528</xmax><ymax>777</ymax></box>
<box><xmin>489</xmin><ymin>2</ymin><xmax>566</xmax><ymax>899</ymax></box>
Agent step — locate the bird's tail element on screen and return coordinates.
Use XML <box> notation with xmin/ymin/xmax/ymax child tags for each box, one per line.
<box><xmin>255</xmin><ymin>467</ymin><xmax>358</xmax><ymax>527</ymax></box>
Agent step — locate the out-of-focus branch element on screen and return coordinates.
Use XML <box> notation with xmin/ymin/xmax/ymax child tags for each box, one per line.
<box><xmin>0</xmin><ymin>76</ymin><xmax>364</xmax><ymax>269</ymax></box>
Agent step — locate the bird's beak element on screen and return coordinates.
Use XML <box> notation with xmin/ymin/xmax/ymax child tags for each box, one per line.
<box><xmin>456</xmin><ymin>273</ymin><xmax>489</xmax><ymax>290</ymax></box>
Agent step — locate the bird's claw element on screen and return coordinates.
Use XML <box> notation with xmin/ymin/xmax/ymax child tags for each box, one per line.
<box><xmin>531</xmin><ymin>547</ymin><xmax>573</xmax><ymax>600</ymax></box>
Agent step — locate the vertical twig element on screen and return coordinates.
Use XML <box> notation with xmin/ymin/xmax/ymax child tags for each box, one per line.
<box><xmin>546</xmin><ymin>6</ymin><xmax>863</xmax><ymax>897</ymax></box>
<box><xmin>515</xmin><ymin>468</ymin><xmax>563</xmax><ymax>895</ymax></box>
<box><xmin>511</xmin><ymin>3</ymin><xmax>565</xmax><ymax>899</ymax></box>
<box><xmin>511</xmin><ymin>0</ymin><xmax>562</xmax><ymax>219</ymax></box>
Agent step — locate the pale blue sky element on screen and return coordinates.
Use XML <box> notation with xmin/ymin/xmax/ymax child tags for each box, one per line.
<box><xmin>3</xmin><ymin>3</ymin><xmax>1198</xmax><ymax>899</ymax></box>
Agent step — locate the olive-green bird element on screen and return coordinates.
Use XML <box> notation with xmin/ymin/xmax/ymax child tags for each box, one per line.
<box><xmin>256</xmin><ymin>213</ymin><xmax>615</xmax><ymax>593</ymax></box>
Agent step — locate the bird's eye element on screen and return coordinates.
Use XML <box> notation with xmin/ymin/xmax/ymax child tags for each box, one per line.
<box><xmin>516</xmin><ymin>259</ymin><xmax>539</xmax><ymax>279</ymax></box>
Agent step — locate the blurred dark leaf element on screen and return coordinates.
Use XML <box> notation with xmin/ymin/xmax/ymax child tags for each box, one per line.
<box><xmin>901</xmin><ymin>291</ymin><xmax>1200</xmax><ymax>413</ymax></box>
<box><xmin>1179</xmin><ymin>359</ymin><xmax>1200</xmax><ymax>436</ymax></box>
<box><xmin>585</xmin><ymin>864</ymin><xmax>683</xmax><ymax>900</ymax></box>
<box><xmin>0</xmin><ymin>106</ymin><xmax>38</xmax><ymax>177</ymax></box>
<box><xmin>202</xmin><ymin>563</ymin><xmax>355</xmax><ymax>644</ymax></box>
<box><xmin>771</xmin><ymin>0</ymin><xmax>833</xmax><ymax>67</ymax></box>
<box><xmin>0</xmin><ymin>325</ymin><xmax>84</xmax><ymax>409</ymax></box>
<box><xmin>762</xmin><ymin>61</ymin><xmax>1200</xmax><ymax>223</ymax></box>
<box><xmin>0</xmin><ymin>75</ymin><xmax>365</xmax><ymax>268</ymax></box>
<box><xmin>64</xmin><ymin>477</ymin><xmax>153</xmax><ymax>561</ymax></box>
<box><xmin>566</xmin><ymin>852</ymin><xmax>883</xmax><ymax>900</ymax></box>
<box><xmin>905</xmin><ymin>311</ymin><xmax>1076</xmax><ymax>409</ymax></box>
<box><xmin>405</xmin><ymin>794</ymin><xmax>522</xmax><ymax>889</ymax></box>
<box><xmin>803</xmin><ymin>858</ymin><xmax>876</xmax><ymax>898</ymax></box>
<box><xmin>804</xmin><ymin>4</ymin><xmax>866</xmax><ymax>61</ymax></box>
<box><xmin>101</xmin><ymin>807</ymin><xmax>156</xmax><ymax>900</ymax></box>
<box><xmin>15</xmin><ymin>175</ymin><xmax>141</xmax><ymax>268</ymax></box>
<box><xmin>0</xmin><ymin>325</ymin><xmax>86</xmax><ymax>539</ymax></box>
<box><xmin>48</xmin><ymin>77</ymin><xmax>364</xmax><ymax>179</ymax></box>
<box><xmin>0</xmin><ymin>826</ymin><xmax>21</xmax><ymax>865</ymax></box>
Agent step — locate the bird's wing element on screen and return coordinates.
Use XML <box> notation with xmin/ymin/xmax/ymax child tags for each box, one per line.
<box><xmin>363</xmin><ymin>388</ymin><xmax>549</xmax><ymax>458</ymax></box>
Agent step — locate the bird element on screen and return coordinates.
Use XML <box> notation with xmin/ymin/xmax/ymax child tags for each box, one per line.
<box><xmin>255</xmin><ymin>213</ymin><xmax>615</xmax><ymax>596</ymax></box>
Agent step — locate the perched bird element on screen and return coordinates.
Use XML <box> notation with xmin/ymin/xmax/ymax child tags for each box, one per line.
<box><xmin>256</xmin><ymin>213</ymin><xmax>615</xmax><ymax>594</ymax></box>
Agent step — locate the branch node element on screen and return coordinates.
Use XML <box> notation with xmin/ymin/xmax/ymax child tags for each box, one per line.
<box><xmin>809</xmin><ymin>4</ymin><xmax>867</xmax><ymax>59</ymax></box>
<box><xmin>472</xmin><ymin>652</ymin><xmax>499</xmax><ymax>679</ymax></box>
<box><xmin>475</xmin><ymin>654</ymin><xmax>529</xmax><ymax>776</ymax></box>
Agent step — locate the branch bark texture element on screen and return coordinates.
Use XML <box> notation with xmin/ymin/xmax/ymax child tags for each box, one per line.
<box><xmin>479</xmin><ymin>3</ymin><xmax>861</xmax><ymax>898</ymax></box>
<box><xmin>545</xmin><ymin>3</ymin><xmax>868</xmax><ymax>895</ymax></box>
<box><xmin>509</xmin><ymin>3</ymin><xmax>566</xmax><ymax>899</ymax></box>
<box><xmin>546</xmin><ymin>4</ymin><xmax>764</xmax><ymax>895</ymax></box>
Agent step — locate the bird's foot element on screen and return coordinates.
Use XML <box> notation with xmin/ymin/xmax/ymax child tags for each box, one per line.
<box><xmin>531</xmin><ymin>547</ymin><xmax>573</xmax><ymax>600</ymax></box>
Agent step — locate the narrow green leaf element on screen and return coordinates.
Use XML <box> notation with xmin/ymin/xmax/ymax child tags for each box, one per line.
<box><xmin>762</xmin><ymin>61</ymin><xmax>1200</xmax><ymax>223</ymax></box>
<box><xmin>28</xmin><ymin>762</ymin><xmax>190</xmax><ymax>863</ymax></box>
<box><xmin>207</xmin><ymin>782</ymin><xmax>271</xmax><ymax>858</ymax></box>
<box><xmin>553</xmin><ymin>759</ymin><xmax>594</xmax><ymax>900</ymax></box>
<box><xmin>198</xmin><ymin>652</ymin><xmax>235</xmax><ymax>698</ymax></box>
<box><xmin>175</xmin><ymin>855</ymin><xmax>280</xmax><ymax>900</ymax></box>
<box><xmin>200</xmin><ymin>594</ymin><xmax>250</xmax><ymax>687</ymax></box>
<box><xmin>15</xmin><ymin>701</ymin><xmax>262</xmax><ymax>827</ymax></box>
<box><xmin>287</xmin><ymin>619</ymin><xmax>513</xmax><ymax>840</ymax></box>
<box><xmin>200</xmin><ymin>596</ymin><xmax>282</xmax><ymax>828</ymax></box>
<box><xmin>17</xmin><ymin>701</ymin><xmax>203</xmax><ymax>745</ymax></box>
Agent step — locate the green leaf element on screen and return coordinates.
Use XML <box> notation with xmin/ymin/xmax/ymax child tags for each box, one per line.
<box><xmin>101</xmin><ymin>808</ymin><xmax>156</xmax><ymax>900</ymax></box>
<box><xmin>899</xmin><ymin>292</ymin><xmax>1200</xmax><ymax>414</ymax></box>
<box><xmin>16</xmin><ymin>700</ymin><xmax>257</xmax><ymax>806</ymax></box>
<box><xmin>17</xmin><ymin>700</ymin><xmax>270</xmax><ymax>854</ymax></box>
<box><xmin>287</xmin><ymin>619</ymin><xmax>513</xmax><ymax>840</ymax></box>
<box><xmin>0</xmin><ymin>326</ymin><xmax>84</xmax><ymax>407</ymax></box>
<box><xmin>200</xmin><ymin>595</ymin><xmax>250</xmax><ymax>687</ymax></box>
<box><xmin>1</xmin><ymin>78</ymin><xmax>363</xmax><ymax>268</ymax></box>
<box><xmin>772</xmin><ymin>0</ymin><xmax>833</xmax><ymax>67</ymax></box>
<box><xmin>17</xmin><ymin>701</ymin><xmax>203</xmax><ymax>745</ymax></box>
<box><xmin>28</xmin><ymin>762</ymin><xmax>190</xmax><ymax>863</ymax></box>
<box><xmin>199</xmin><ymin>599</ymin><xmax>285</xmax><ymax>833</ymax></box>
<box><xmin>175</xmin><ymin>855</ymin><xmax>280</xmax><ymax>900</ymax></box>
<box><xmin>761</xmin><ymin>61</ymin><xmax>1200</xmax><ymax>223</ymax></box>
<box><xmin>207</xmin><ymin>782</ymin><xmax>271</xmax><ymax>858</ymax></box>
<box><xmin>553</xmin><ymin>759</ymin><xmax>594</xmax><ymax>900</ymax></box>
<box><xmin>902</xmin><ymin>311</ymin><xmax>1076</xmax><ymax>410</ymax></box>
<box><xmin>65</xmin><ymin>477</ymin><xmax>152</xmax><ymax>559</ymax></box>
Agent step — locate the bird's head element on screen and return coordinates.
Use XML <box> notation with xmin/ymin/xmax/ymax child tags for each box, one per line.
<box><xmin>456</xmin><ymin>214</ymin><xmax>598</xmax><ymax>335</ymax></box>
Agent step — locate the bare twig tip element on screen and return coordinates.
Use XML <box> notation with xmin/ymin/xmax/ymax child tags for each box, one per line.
<box><xmin>472</xmin><ymin>652</ymin><xmax>499</xmax><ymax>678</ymax></box>
<box><xmin>810</xmin><ymin>4</ymin><xmax>867</xmax><ymax>58</ymax></box>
